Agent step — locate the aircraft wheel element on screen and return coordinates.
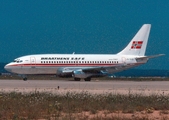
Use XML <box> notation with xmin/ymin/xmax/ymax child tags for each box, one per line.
<box><xmin>74</xmin><ymin>78</ymin><xmax>81</xmax><ymax>81</ymax></box>
<box><xmin>84</xmin><ymin>77</ymin><xmax>91</xmax><ymax>81</ymax></box>
<box><xmin>23</xmin><ymin>77</ymin><xmax>27</xmax><ymax>81</ymax></box>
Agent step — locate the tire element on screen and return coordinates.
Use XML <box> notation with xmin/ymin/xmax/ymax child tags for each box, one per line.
<box><xmin>23</xmin><ymin>77</ymin><xmax>27</xmax><ymax>81</ymax></box>
<box><xmin>84</xmin><ymin>77</ymin><xmax>91</xmax><ymax>81</ymax></box>
<box><xmin>74</xmin><ymin>78</ymin><xmax>81</xmax><ymax>81</ymax></box>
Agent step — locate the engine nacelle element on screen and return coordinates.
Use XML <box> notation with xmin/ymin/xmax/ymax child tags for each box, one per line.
<box><xmin>72</xmin><ymin>69</ymin><xmax>92</xmax><ymax>78</ymax></box>
<box><xmin>57</xmin><ymin>68</ymin><xmax>73</xmax><ymax>77</ymax></box>
<box><xmin>57</xmin><ymin>68</ymin><xmax>108</xmax><ymax>79</ymax></box>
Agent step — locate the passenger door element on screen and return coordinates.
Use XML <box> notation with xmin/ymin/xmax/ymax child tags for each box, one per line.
<box><xmin>30</xmin><ymin>57</ymin><xmax>36</xmax><ymax>68</ymax></box>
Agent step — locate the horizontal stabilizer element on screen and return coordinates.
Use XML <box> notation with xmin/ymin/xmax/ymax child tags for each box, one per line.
<box><xmin>136</xmin><ymin>54</ymin><xmax>165</xmax><ymax>60</ymax></box>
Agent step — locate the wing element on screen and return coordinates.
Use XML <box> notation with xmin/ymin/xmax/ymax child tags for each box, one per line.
<box><xmin>81</xmin><ymin>64</ymin><xmax>126</xmax><ymax>75</ymax></box>
<box><xmin>57</xmin><ymin>64</ymin><xmax>126</xmax><ymax>78</ymax></box>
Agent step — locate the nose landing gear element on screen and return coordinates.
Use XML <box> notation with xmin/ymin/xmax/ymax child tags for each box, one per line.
<box><xmin>20</xmin><ymin>75</ymin><xmax>27</xmax><ymax>81</ymax></box>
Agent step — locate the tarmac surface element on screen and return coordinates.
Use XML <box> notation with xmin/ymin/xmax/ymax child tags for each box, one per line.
<box><xmin>0</xmin><ymin>79</ymin><xmax>169</xmax><ymax>95</ymax></box>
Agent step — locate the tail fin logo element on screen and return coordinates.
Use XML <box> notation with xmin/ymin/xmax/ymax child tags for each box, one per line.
<box><xmin>131</xmin><ymin>41</ymin><xmax>143</xmax><ymax>49</ymax></box>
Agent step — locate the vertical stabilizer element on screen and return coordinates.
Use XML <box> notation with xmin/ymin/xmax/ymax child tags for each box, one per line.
<box><xmin>117</xmin><ymin>24</ymin><xmax>151</xmax><ymax>56</ymax></box>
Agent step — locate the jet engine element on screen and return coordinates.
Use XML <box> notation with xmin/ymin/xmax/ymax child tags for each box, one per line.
<box><xmin>57</xmin><ymin>68</ymin><xmax>73</xmax><ymax>77</ymax></box>
<box><xmin>72</xmin><ymin>69</ymin><xmax>92</xmax><ymax>79</ymax></box>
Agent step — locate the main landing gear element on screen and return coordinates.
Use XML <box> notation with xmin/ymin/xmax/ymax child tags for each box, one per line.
<box><xmin>74</xmin><ymin>77</ymin><xmax>91</xmax><ymax>81</ymax></box>
<box><xmin>74</xmin><ymin>78</ymin><xmax>81</xmax><ymax>81</ymax></box>
<box><xmin>84</xmin><ymin>77</ymin><xmax>91</xmax><ymax>81</ymax></box>
<box><xmin>23</xmin><ymin>77</ymin><xmax>27</xmax><ymax>81</ymax></box>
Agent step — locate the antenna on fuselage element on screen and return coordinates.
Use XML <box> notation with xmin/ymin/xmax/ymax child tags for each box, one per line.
<box><xmin>73</xmin><ymin>52</ymin><xmax>75</xmax><ymax>54</ymax></box>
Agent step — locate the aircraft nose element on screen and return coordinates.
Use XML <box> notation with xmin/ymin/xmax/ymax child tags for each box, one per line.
<box><xmin>4</xmin><ymin>64</ymin><xmax>12</xmax><ymax>72</ymax></box>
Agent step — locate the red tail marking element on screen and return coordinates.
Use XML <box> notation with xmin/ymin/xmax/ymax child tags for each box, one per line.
<box><xmin>131</xmin><ymin>41</ymin><xmax>143</xmax><ymax>49</ymax></box>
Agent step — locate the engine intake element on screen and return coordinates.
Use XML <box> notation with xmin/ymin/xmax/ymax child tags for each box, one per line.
<box><xmin>73</xmin><ymin>69</ymin><xmax>92</xmax><ymax>78</ymax></box>
<box><xmin>57</xmin><ymin>68</ymin><xmax>73</xmax><ymax>77</ymax></box>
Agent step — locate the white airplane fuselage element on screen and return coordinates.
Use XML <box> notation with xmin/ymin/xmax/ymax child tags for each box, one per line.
<box><xmin>5</xmin><ymin>54</ymin><xmax>145</xmax><ymax>75</ymax></box>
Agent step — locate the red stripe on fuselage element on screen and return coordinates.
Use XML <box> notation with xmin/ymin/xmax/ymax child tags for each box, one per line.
<box><xmin>9</xmin><ymin>63</ymin><xmax>118</xmax><ymax>67</ymax></box>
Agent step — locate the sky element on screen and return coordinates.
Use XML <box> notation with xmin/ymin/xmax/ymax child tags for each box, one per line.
<box><xmin>0</xmin><ymin>0</ymin><xmax>168</xmax><ymax>70</ymax></box>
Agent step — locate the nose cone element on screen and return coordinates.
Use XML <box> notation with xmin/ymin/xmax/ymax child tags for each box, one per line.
<box><xmin>4</xmin><ymin>64</ymin><xmax>12</xmax><ymax>72</ymax></box>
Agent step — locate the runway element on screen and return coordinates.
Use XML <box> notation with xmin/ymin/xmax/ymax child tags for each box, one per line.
<box><xmin>0</xmin><ymin>79</ymin><xmax>169</xmax><ymax>95</ymax></box>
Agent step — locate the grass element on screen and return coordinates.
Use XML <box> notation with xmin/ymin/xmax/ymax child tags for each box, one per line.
<box><xmin>0</xmin><ymin>91</ymin><xmax>169</xmax><ymax>119</ymax></box>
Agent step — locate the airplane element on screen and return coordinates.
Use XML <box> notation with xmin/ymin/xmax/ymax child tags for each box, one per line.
<box><xmin>4</xmin><ymin>24</ymin><xmax>164</xmax><ymax>81</ymax></box>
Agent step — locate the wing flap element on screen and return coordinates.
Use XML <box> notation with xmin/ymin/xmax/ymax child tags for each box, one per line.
<box><xmin>82</xmin><ymin>64</ymin><xmax>126</xmax><ymax>74</ymax></box>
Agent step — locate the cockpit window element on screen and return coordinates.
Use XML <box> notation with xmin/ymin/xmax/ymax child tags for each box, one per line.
<box><xmin>13</xmin><ymin>60</ymin><xmax>17</xmax><ymax>62</ymax></box>
<box><xmin>13</xmin><ymin>59</ymin><xmax>23</xmax><ymax>63</ymax></box>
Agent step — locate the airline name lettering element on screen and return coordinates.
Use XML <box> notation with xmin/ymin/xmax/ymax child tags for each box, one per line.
<box><xmin>41</xmin><ymin>57</ymin><xmax>85</xmax><ymax>60</ymax></box>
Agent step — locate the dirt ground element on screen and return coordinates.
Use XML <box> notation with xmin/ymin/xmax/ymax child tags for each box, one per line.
<box><xmin>71</xmin><ymin>110</ymin><xmax>169</xmax><ymax>120</ymax></box>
